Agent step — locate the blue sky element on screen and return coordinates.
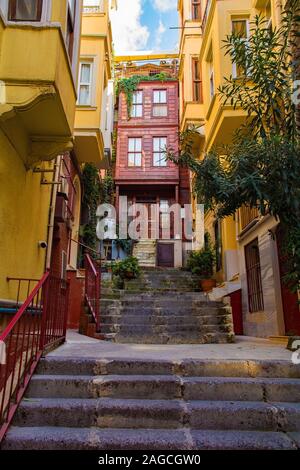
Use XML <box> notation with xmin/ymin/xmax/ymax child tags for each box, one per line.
<box><xmin>110</xmin><ymin>0</ymin><xmax>179</xmax><ymax>54</ymax></box>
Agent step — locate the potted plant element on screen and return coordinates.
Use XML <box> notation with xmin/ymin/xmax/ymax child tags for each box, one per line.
<box><xmin>187</xmin><ymin>236</ymin><xmax>216</xmax><ymax>292</ymax></box>
<box><xmin>112</xmin><ymin>256</ymin><xmax>141</xmax><ymax>280</ymax></box>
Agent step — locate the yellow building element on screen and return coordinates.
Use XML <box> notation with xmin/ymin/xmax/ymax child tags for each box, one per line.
<box><xmin>0</xmin><ymin>0</ymin><xmax>115</xmax><ymax>309</ymax></box>
<box><xmin>178</xmin><ymin>0</ymin><xmax>296</xmax><ymax>337</ymax></box>
<box><xmin>0</xmin><ymin>0</ymin><xmax>83</xmax><ymax>303</ymax></box>
<box><xmin>74</xmin><ymin>0</ymin><xmax>114</xmax><ymax>170</ymax></box>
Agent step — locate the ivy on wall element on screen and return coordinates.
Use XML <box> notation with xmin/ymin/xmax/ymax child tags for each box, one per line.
<box><xmin>81</xmin><ymin>163</ymin><xmax>101</xmax><ymax>254</ymax></box>
<box><xmin>116</xmin><ymin>73</ymin><xmax>176</xmax><ymax>119</ymax></box>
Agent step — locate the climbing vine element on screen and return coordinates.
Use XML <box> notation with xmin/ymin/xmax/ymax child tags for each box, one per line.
<box><xmin>116</xmin><ymin>73</ymin><xmax>176</xmax><ymax>118</ymax></box>
<box><xmin>101</xmin><ymin>174</ymin><xmax>115</xmax><ymax>205</ymax></box>
<box><xmin>81</xmin><ymin>163</ymin><xmax>101</xmax><ymax>255</ymax></box>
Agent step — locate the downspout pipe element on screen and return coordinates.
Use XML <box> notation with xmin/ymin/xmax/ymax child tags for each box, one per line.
<box><xmin>46</xmin><ymin>156</ymin><xmax>62</xmax><ymax>271</ymax></box>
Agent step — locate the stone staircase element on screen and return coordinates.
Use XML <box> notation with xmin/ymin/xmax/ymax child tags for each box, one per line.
<box><xmin>132</xmin><ymin>240</ymin><xmax>156</xmax><ymax>267</ymax></box>
<box><xmin>2</xmin><ymin>357</ymin><xmax>300</xmax><ymax>450</ymax></box>
<box><xmin>80</xmin><ymin>269</ymin><xmax>235</xmax><ymax>344</ymax></box>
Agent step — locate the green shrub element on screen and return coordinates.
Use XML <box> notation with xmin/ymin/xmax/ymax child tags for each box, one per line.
<box><xmin>112</xmin><ymin>256</ymin><xmax>141</xmax><ymax>280</ymax></box>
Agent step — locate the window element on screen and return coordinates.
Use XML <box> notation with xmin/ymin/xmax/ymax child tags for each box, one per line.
<box><xmin>153</xmin><ymin>137</ymin><xmax>167</xmax><ymax>167</ymax></box>
<box><xmin>8</xmin><ymin>0</ymin><xmax>43</xmax><ymax>21</ymax></box>
<box><xmin>128</xmin><ymin>138</ymin><xmax>142</xmax><ymax>167</ymax></box>
<box><xmin>191</xmin><ymin>0</ymin><xmax>201</xmax><ymax>20</ymax></box>
<box><xmin>214</xmin><ymin>219</ymin><xmax>222</xmax><ymax>272</ymax></box>
<box><xmin>265</xmin><ymin>1</ymin><xmax>272</xmax><ymax>31</ymax></box>
<box><xmin>61</xmin><ymin>251</ymin><xmax>68</xmax><ymax>281</ymax></box>
<box><xmin>153</xmin><ymin>90</ymin><xmax>167</xmax><ymax>117</ymax></box>
<box><xmin>245</xmin><ymin>238</ymin><xmax>264</xmax><ymax>313</ymax></box>
<box><xmin>160</xmin><ymin>200</ymin><xmax>170</xmax><ymax>231</ymax></box>
<box><xmin>209</xmin><ymin>60</ymin><xmax>214</xmax><ymax>99</ymax></box>
<box><xmin>232</xmin><ymin>19</ymin><xmax>250</xmax><ymax>77</ymax></box>
<box><xmin>78</xmin><ymin>62</ymin><xmax>93</xmax><ymax>105</ymax></box>
<box><xmin>83</xmin><ymin>0</ymin><xmax>103</xmax><ymax>12</ymax></box>
<box><xmin>131</xmin><ymin>91</ymin><xmax>143</xmax><ymax>118</ymax></box>
<box><xmin>207</xmin><ymin>45</ymin><xmax>214</xmax><ymax>100</ymax></box>
<box><xmin>66</xmin><ymin>0</ymin><xmax>76</xmax><ymax>61</ymax></box>
<box><xmin>192</xmin><ymin>58</ymin><xmax>203</xmax><ymax>102</ymax></box>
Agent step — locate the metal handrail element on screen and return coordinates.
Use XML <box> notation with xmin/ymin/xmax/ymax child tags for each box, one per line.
<box><xmin>84</xmin><ymin>254</ymin><xmax>101</xmax><ymax>332</ymax></box>
<box><xmin>0</xmin><ymin>273</ymin><xmax>70</xmax><ymax>442</ymax></box>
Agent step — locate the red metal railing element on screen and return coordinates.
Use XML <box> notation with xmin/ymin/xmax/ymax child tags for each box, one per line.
<box><xmin>84</xmin><ymin>254</ymin><xmax>101</xmax><ymax>332</ymax></box>
<box><xmin>0</xmin><ymin>274</ymin><xmax>69</xmax><ymax>442</ymax></box>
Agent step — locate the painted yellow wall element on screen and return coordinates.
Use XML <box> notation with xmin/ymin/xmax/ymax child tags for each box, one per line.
<box><xmin>0</xmin><ymin>1</ymin><xmax>82</xmax><ymax>301</ymax></box>
<box><xmin>0</xmin><ymin>130</ymin><xmax>52</xmax><ymax>301</ymax></box>
<box><xmin>179</xmin><ymin>0</ymin><xmax>282</xmax><ymax>281</ymax></box>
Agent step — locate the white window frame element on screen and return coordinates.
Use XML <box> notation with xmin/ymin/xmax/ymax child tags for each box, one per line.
<box><xmin>209</xmin><ymin>62</ymin><xmax>214</xmax><ymax>100</ymax></box>
<box><xmin>232</xmin><ymin>18</ymin><xmax>250</xmax><ymax>79</ymax></box>
<box><xmin>153</xmin><ymin>90</ymin><xmax>168</xmax><ymax>117</ymax></box>
<box><xmin>77</xmin><ymin>60</ymin><xmax>94</xmax><ymax>106</ymax></box>
<box><xmin>3</xmin><ymin>0</ymin><xmax>51</xmax><ymax>24</ymax></box>
<box><xmin>153</xmin><ymin>137</ymin><xmax>167</xmax><ymax>167</ymax></box>
<box><xmin>131</xmin><ymin>90</ymin><xmax>143</xmax><ymax>118</ymax></box>
<box><xmin>128</xmin><ymin>137</ymin><xmax>142</xmax><ymax>167</ymax></box>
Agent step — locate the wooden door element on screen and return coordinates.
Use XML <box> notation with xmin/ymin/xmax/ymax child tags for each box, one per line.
<box><xmin>276</xmin><ymin>226</ymin><xmax>300</xmax><ymax>335</ymax></box>
<box><xmin>157</xmin><ymin>243</ymin><xmax>174</xmax><ymax>268</ymax></box>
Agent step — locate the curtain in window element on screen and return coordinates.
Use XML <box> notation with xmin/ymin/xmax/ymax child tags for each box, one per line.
<box><xmin>13</xmin><ymin>0</ymin><xmax>40</xmax><ymax>20</ymax></box>
<box><xmin>80</xmin><ymin>64</ymin><xmax>91</xmax><ymax>83</ymax></box>
<box><xmin>232</xmin><ymin>20</ymin><xmax>247</xmax><ymax>38</ymax></box>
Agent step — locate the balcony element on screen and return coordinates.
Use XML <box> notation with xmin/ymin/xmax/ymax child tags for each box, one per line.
<box><xmin>83</xmin><ymin>1</ymin><xmax>105</xmax><ymax>14</ymax></box>
<box><xmin>0</xmin><ymin>19</ymin><xmax>76</xmax><ymax>168</ymax></box>
<box><xmin>180</xmin><ymin>101</ymin><xmax>205</xmax><ymax>131</ymax></box>
<box><xmin>74</xmin><ymin>127</ymin><xmax>110</xmax><ymax>169</ymax></box>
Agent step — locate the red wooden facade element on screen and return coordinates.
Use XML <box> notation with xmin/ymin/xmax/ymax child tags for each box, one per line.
<box><xmin>115</xmin><ymin>81</ymin><xmax>180</xmax><ymax>186</ymax></box>
<box><xmin>115</xmin><ymin>78</ymin><xmax>190</xmax><ymax>267</ymax></box>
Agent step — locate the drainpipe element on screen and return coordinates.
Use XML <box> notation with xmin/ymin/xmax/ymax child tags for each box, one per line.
<box><xmin>46</xmin><ymin>155</ymin><xmax>62</xmax><ymax>271</ymax></box>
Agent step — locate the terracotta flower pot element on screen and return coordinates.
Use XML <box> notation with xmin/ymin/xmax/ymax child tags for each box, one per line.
<box><xmin>125</xmin><ymin>271</ymin><xmax>134</xmax><ymax>279</ymax></box>
<box><xmin>200</xmin><ymin>278</ymin><xmax>217</xmax><ymax>293</ymax></box>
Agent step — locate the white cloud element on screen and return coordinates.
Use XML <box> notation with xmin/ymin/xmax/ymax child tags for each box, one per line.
<box><xmin>155</xmin><ymin>19</ymin><xmax>166</xmax><ymax>49</ymax></box>
<box><xmin>110</xmin><ymin>0</ymin><xmax>150</xmax><ymax>53</ymax></box>
<box><xmin>153</xmin><ymin>0</ymin><xmax>176</xmax><ymax>12</ymax></box>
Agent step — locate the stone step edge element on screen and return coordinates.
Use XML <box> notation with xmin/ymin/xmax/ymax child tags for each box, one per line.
<box><xmin>14</xmin><ymin>398</ymin><xmax>300</xmax><ymax>432</ymax></box>
<box><xmin>2</xmin><ymin>427</ymin><xmax>299</xmax><ymax>450</ymax></box>
<box><xmin>37</xmin><ymin>358</ymin><xmax>300</xmax><ymax>378</ymax></box>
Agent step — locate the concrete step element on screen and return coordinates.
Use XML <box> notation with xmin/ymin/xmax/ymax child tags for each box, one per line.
<box><xmin>100</xmin><ymin>315</ymin><xmax>233</xmax><ymax>327</ymax></box>
<box><xmin>101</xmin><ymin>324</ymin><xmax>233</xmax><ymax>335</ymax></box>
<box><xmin>25</xmin><ymin>374</ymin><xmax>300</xmax><ymax>402</ymax></box>
<box><xmin>13</xmin><ymin>398</ymin><xmax>300</xmax><ymax>432</ymax></box>
<box><xmin>36</xmin><ymin>358</ymin><xmax>300</xmax><ymax>379</ymax></box>
<box><xmin>2</xmin><ymin>427</ymin><xmax>298</xmax><ymax>450</ymax></box>
<box><xmin>114</xmin><ymin>332</ymin><xmax>234</xmax><ymax>344</ymax></box>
